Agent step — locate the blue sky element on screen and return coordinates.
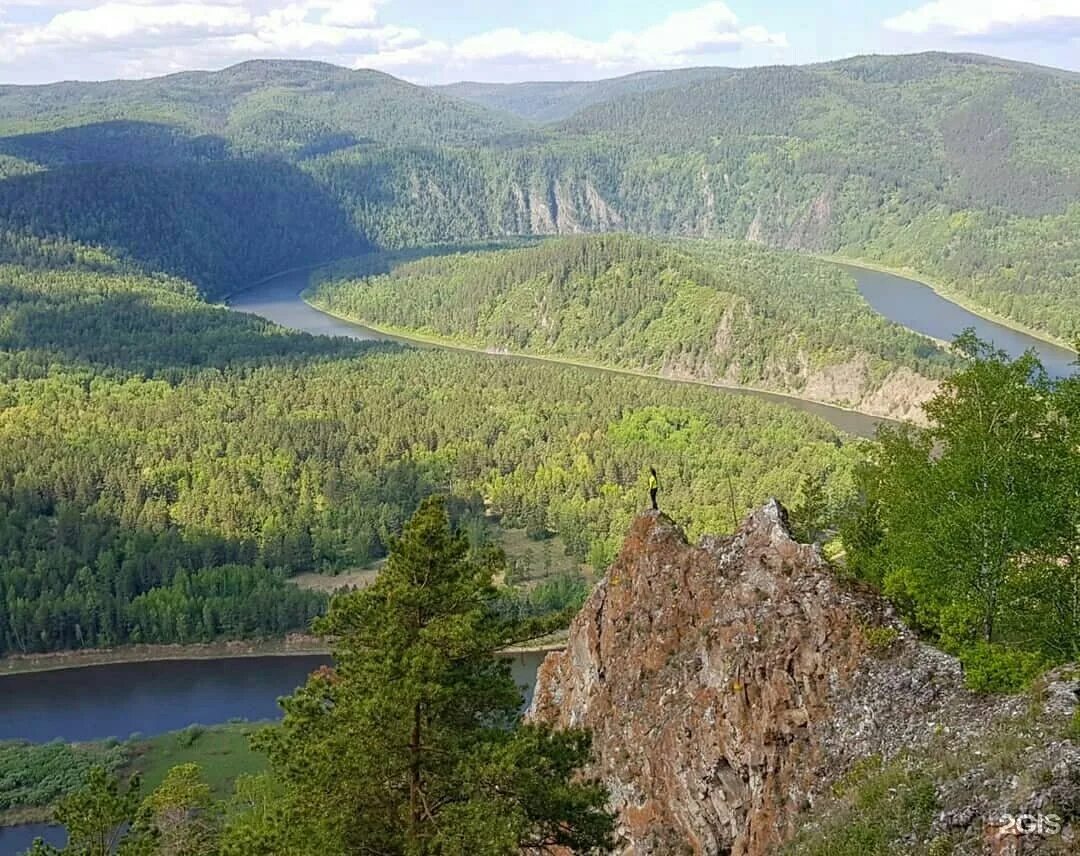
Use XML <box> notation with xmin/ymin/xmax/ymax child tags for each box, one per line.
<box><xmin>2</xmin><ymin>0</ymin><xmax>1079</xmax><ymax>85</ymax></box>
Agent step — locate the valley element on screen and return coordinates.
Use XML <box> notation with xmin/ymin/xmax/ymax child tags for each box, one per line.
<box><xmin>0</xmin><ymin>46</ymin><xmax>1077</xmax><ymax>856</ymax></box>
<box><xmin>1</xmin><ymin>54</ymin><xmax>1077</xmax><ymax>342</ymax></box>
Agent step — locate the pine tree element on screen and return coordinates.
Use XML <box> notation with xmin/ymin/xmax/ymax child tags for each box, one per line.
<box><xmin>243</xmin><ymin>495</ymin><xmax>613</xmax><ymax>855</ymax></box>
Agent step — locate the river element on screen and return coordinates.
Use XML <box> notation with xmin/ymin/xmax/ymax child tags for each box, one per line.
<box><xmin>0</xmin><ymin>652</ymin><xmax>546</xmax><ymax>854</ymax></box>
<box><xmin>3</xmin><ymin>255</ymin><xmax>1071</xmax><ymax>854</ymax></box>
<box><xmin>229</xmin><ymin>269</ymin><xmax>892</xmax><ymax>437</ymax></box>
<box><xmin>840</xmin><ymin>263</ymin><xmax>1075</xmax><ymax>380</ymax></box>
<box><xmin>228</xmin><ymin>261</ymin><xmax>1074</xmax><ymax>438</ymax></box>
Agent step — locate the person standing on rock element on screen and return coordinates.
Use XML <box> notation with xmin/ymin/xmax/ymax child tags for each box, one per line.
<box><xmin>649</xmin><ymin>467</ymin><xmax>659</xmax><ymax>511</ymax></box>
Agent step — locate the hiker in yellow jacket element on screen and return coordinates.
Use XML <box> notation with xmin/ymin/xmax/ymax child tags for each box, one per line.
<box><xmin>649</xmin><ymin>467</ymin><xmax>659</xmax><ymax>511</ymax></box>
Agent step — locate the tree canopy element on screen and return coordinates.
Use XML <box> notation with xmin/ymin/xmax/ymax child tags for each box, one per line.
<box><xmin>842</xmin><ymin>332</ymin><xmax>1079</xmax><ymax>690</ymax></box>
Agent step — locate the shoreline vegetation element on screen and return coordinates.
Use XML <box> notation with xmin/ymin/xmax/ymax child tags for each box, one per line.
<box><xmin>301</xmin><ymin>296</ymin><xmax>896</xmax><ymax>434</ymax></box>
<box><xmin>814</xmin><ymin>253</ymin><xmax>1078</xmax><ymax>353</ymax></box>
<box><xmin>0</xmin><ymin>634</ymin><xmax>566</xmax><ymax>678</ymax></box>
<box><xmin>0</xmin><ymin>721</ymin><xmax>269</xmax><ymax>830</ymax></box>
<box><xmin>234</xmin><ymin>244</ymin><xmax>1073</xmax><ymax>365</ymax></box>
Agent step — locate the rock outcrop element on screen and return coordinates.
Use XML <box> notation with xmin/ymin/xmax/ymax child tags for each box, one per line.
<box><xmin>529</xmin><ymin>502</ymin><xmax>1078</xmax><ymax>855</ymax></box>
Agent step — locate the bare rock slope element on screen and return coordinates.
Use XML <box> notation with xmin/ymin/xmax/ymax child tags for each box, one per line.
<box><xmin>529</xmin><ymin>502</ymin><xmax>1079</xmax><ymax>855</ymax></box>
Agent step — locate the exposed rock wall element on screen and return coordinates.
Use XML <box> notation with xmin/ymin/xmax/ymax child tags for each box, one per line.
<box><xmin>529</xmin><ymin>502</ymin><xmax>1079</xmax><ymax>855</ymax></box>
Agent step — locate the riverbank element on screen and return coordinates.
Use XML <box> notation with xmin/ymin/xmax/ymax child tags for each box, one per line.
<box><xmin>0</xmin><ymin>807</ymin><xmax>50</xmax><ymax>829</ymax></box>
<box><xmin>301</xmin><ymin>296</ymin><xmax>895</xmax><ymax>436</ymax></box>
<box><xmin>0</xmin><ymin>722</ymin><xmax>266</xmax><ymax>831</ymax></box>
<box><xmin>817</xmin><ymin>253</ymin><xmax>1077</xmax><ymax>353</ymax></box>
<box><xmin>0</xmin><ymin>635</ymin><xmax>330</xmax><ymax>677</ymax></box>
<box><xmin>0</xmin><ymin>634</ymin><xmax>565</xmax><ymax>678</ymax></box>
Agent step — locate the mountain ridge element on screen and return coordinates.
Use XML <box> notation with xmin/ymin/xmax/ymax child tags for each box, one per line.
<box><xmin>1</xmin><ymin>50</ymin><xmax>1077</xmax><ymax>340</ymax></box>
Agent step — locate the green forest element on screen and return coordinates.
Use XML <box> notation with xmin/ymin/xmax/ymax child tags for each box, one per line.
<box><xmin>1</xmin><ymin>50</ymin><xmax>1078</xmax><ymax>854</ymax></box>
<box><xmin>0</xmin><ymin>53</ymin><xmax>1076</xmax><ymax>338</ymax></box>
<box><xmin>17</xmin><ymin>501</ymin><xmax>617</xmax><ymax>855</ymax></box>
<box><xmin>0</xmin><ymin>249</ymin><xmax>860</xmax><ymax>657</ymax></box>
<box><xmin>16</xmin><ymin>348</ymin><xmax>1080</xmax><ymax>852</ymax></box>
<box><xmin>309</xmin><ymin>235</ymin><xmax>952</xmax><ymax>415</ymax></box>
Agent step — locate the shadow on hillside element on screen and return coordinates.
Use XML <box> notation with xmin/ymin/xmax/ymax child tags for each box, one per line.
<box><xmin>0</xmin><ymin>120</ymin><xmax>230</xmax><ymax>167</ymax></box>
<box><xmin>314</xmin><ymin>237</ymin><xmax>547</xmax><ymax>283</ymax></box>
<box><xmin>0</xmin><ymin>280</ymin><xmax>407</xmax><ymax>380</ymax></box>
<box><xmin>0</xmin><ymin>484</ymin><xmax>329</xmax><ymax>655</ymax></box>
<box><xmin>0</xmin><ymin>154</ymin><xmax>370</xmax><ymax>298</ymax></box>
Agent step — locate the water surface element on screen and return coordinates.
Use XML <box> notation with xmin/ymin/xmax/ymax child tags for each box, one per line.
<box><xmin>844</xmin><ymin>263</ymin><xmax>1075</xmax><ymax>379</ymax></box>
<box><xmin>0</xmin><ymin>652</ymin><xmax>545</xmax><ymax>744</ymax></box>
<box><xmin>0</xmin><ymin>652</ymin><xmax>545</xmax><ymax>855</ymax></box>
<box><xmin>0</xmin><ymin>823</ymin><xmax>64</xmax><ymax>855</ymax></box>
<box><xmin>0</xmin><ymin>656</ymin><xmax>328</xmax><ymax>743</ymax></box>
<box><xmin>230</xmin><ymin>269</ymin><xmax>887</xmax><ymax>438</ymax></box>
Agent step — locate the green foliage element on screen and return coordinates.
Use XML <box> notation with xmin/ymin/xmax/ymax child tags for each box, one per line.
<box><xmin>48</xmin><ymin>767</ymin><xmax>143</xmax><ymax>856</ymax></box>
<box><xmin>26</xmin><ymin>762</ymin><xmax>224</xmax><ymax>856</ymax></box>
<box><xmin>2</xmin><ymin>55</ymin><xmax>1078</xmax><ymax>336</ymax></box>
<box><xmin>493</xmin><ymin>572</ymin><xmax>591</xmax><ymax>627</ymax></box>
<box><xmin>0</xmin><ymin>741</ymin><xmax>128</xmax><ymax>812</ymax></box>
<box><xmin>1068</xmin><ymin>709</ymin><xmax>1080</xmax><ymax>742</ymax></box>
<box><xmin>0</xmin><ymin>261</ymin><xmax>358</xmax><ymax>379</ymax></box>
<box><xmin>860</xmin><ymin>625</ymin><xmax>899</xmax><ymax>654</ymax></box>
<box><xmin>786</xmin><ymin>755</ymin><xmax>938</xmax><ymax>856</ymax></box>
<box><xmin>0</xmin><ymin>261</ymin><xmax>858</xmax><ymax>655</ymax></box>
<box><xmin>0</xmin><ymin>63</ymin><xmax>533</xmax><ymax>151</ymax></box>
<box><xmin>438</xmin><ymin>69</ymin><xmax>733</xmax><ymax>123</ymax></box>
<box><xmin>174</xmin><ymin>728</ymin><xmax>203</xmax><ymax>750</ymax></box>
<box><xmin>310</xmin><ymin>235</ymin><xmax>953</xmax><ymax>404</ymax></box>
<box><xmin>236</xmin><ymin>498</ymin><xmax>614</xmax><ymax>854</ymax></box>
<box><xmin>0</xmin><ymin>162</ymin><xmax>367</xmax><ymax>298</ymax></box>
<box><xmin>844</xmin><ymin>333</ymin><xmax>1079</xmax><ymax>689</ymax></box>
<box><xmin>789</xmin><ymin>466</ymin><xmax>844</xmax><ymax>545</ymax></box>
<box><xmin>134</xmin><ymin>763</ymin><xmax>219</xmax><ymax>856</ymax></box>
<box><xmin>958</xmin><ymin>644</ymin><xmax>1046</xmax><ymax>694</ymax></box>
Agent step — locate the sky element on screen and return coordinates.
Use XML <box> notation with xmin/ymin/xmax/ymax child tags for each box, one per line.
<box><xmin>1</xmin><ymin>0</ymin><xmax>1079</xmax><ymax>85</ymax></box>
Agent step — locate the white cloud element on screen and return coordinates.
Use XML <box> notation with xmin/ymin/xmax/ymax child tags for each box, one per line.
<box><xmin>884</xmin><ymin>0</ymin><xmax>1080</xmax><ymax>38</ymax></box>
<box><xmin>16</xmin><ymin>3</ymin><xmax>251</xmax><ymax>49</ymax></box>
<box><xmin>0</xmin><ymin>1</ymin><xmax>789</xmax><ymax>82</ymax></box>
<box><xmin>352</xmin><ymin>38</ymin><xmax>450</xmax><ymax>70</ymax></box>
<box><xmin>452</xmin><ymin>2</ymin><xmax>786</xmax><ymax>69</ymax></box>
<box><xmin>317</xmin><ymin>0</ymin><xmax>379</xmax><ymax>29</ymax></box>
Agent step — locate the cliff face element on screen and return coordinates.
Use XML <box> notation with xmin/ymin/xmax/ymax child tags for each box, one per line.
<box><xmin>529</xmin><ymin>502</ymin><xmax>1079</xmax><ymax>855</ymax></box>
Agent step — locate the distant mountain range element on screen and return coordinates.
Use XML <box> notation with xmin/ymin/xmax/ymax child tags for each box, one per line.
<box><xmin>0</xmin><ymin>52</ymin><xmax>1077</xmax><ymax>340</ymax></box>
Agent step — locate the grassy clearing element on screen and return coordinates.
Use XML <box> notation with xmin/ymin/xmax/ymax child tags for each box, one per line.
<box><xmin>125</xmin><ymin>723</ymin><xmax>267</xmax><ymax>800</ymax></box>
<box><xmin>490</xmin><ymin>524</ymin><xmax>592</xmax><ymax>589</ymax></box>
<box><xmin>290</xmin><ymin>567</ymin><xmax>380</xmax><ymax>593</ymax></box>
<box><xmin>0</xmin><ymin>723</ymin><xmax>268</xmax><ymax>827</ymax></box>
<box><xmin>291</xmin><ymin>521</ymin><xmax>590</xmax><ymax>593</ymax></box>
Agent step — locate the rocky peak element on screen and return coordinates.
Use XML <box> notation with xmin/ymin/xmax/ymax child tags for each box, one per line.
<box><xmin>529</xmin><ymin>502</ymin><xmax>1078</xmax><ymax>855</ymax></box>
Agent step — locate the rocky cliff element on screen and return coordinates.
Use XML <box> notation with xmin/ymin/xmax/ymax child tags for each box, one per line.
<box><xmin>529</xmin><ymin>502</ymin><xmax>1079</xmax><ymax>855</ymax></box>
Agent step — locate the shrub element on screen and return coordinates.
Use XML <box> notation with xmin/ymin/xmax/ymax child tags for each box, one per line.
<box><xmin>176</xmin><ymin>725</ymin><xmax>205</xmax><ymax>748</ymax></box>
<box><xmin>959</xmin><ymin>644</ymin><xmax>1045</xmax><ymax>693</ymax></box>
<box><xmin>1068</xmin><ymin>708</ymin><xmax>1080</xmax><ymax>741</ymax></box>
<box><xmin>861</xmin><ymin>624</ymin><xmax>899</xmax><ymax>653</ymax></box>
<box><xmin>785</xmin><ymin>754</ymin><xmax>938</xmax><ymax>856</ymax></box>
<box><xmin>0</xmin><ymin>739</ymin><xmax>129</xmax><ymax>811</ymax></box>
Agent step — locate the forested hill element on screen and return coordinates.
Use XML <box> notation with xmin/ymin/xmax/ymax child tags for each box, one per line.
<box><xmin>435</xmin><ymin>67</ymin><xmax>734</xmax><ymax>122</ymax></box>
<box><xmin>309</xmin><ymin>236</ymin><xmax>951</xmax><ymax>420</ymax></box>
<box><xmin>0</xmin><ymin>60</ymin><xmax>533</xmax><ymax>153</ymax></box>
<box><xmin>0</xmin><ymin>244</ymin><xmax>862</xmax><ymax>655</ymax></box>
<box><xmin>0</xmin><ymin>52</ymin><xmax>1077</xmax><ymax>337</ymax></box>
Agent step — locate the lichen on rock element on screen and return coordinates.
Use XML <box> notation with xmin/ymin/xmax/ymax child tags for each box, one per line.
<box><xmin>528</xmin><ymin>501</ymin><xmax>1079</xmax><ymax>855</ymax></box>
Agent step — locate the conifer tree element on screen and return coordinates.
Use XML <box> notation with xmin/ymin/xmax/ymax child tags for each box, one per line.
<box><xmin>243</xmin><ymin>495</ymin><xmax>613</xmax><ymax>855</ymax></box>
